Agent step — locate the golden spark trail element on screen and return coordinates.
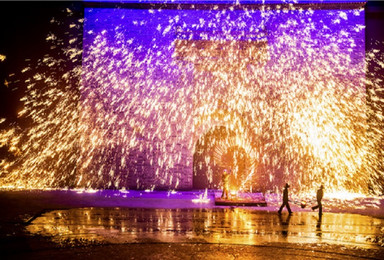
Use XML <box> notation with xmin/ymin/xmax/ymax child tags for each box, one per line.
<box><xmin>0</xmin><ymin>4</ymin><xmax>383</xmax><ymax>197</ymax></box>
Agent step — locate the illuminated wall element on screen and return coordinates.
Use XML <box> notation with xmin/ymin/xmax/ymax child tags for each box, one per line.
<box><xmin>81</xmin><ymin>1</ymin><xmax>366</xmax><ymax>191</ymax></box>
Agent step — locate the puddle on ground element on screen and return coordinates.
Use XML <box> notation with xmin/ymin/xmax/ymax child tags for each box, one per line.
<box><xmin>26</xmin><ymin>208</ymin><xmax>384</xmax><ymax>248</ymax></box>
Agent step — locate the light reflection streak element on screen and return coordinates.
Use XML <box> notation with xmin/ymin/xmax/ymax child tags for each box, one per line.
<box><xmin>26</xmin><ymin>207</ymin><xmax>384</xmax><ymax>248</ymax></box>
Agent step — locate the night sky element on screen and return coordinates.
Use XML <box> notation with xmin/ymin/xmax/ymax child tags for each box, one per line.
<box><xmin>0</xmin><ymin>1</ymin><xmax>83</xmax><ymax>122</ymax></box>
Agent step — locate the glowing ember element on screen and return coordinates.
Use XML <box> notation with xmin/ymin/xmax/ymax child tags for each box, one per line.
<box><xmin>0</xmin><ymin>2</ymin><xmax>383</xmax><ymax>197</ymax></box>
<box><xmin>192</xmin><ymin>188</ymin><xmax>210</xmax><ymax>203</ymax></box>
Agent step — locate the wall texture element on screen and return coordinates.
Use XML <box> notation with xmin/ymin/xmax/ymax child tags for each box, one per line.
<box><xmin>81</xmin><ymin>3</ymin><xmax>366</xmax><ymax>192</ymax></box>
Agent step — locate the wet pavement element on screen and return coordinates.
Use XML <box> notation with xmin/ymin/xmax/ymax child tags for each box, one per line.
<box><xmin>1</xmin><ymin>190</ymin><xmax>384</xmax><ymax>259</ymax></box>
<box><xmin>26</xmin><ymin>208</ymin><xmax>384</xmax><ymax>248</ymax></box>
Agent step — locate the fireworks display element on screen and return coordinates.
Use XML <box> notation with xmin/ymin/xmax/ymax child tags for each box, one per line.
<box><xmin>0</xmin><ymin>1</ymin><xmax>383</xmax><ymax>196</ymax></box>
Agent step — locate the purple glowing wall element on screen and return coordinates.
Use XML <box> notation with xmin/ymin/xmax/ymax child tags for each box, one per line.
<box><xmin>81</xmin><ymin>4</ymin><xmax>366</xmax><ymax>192</ymax></box>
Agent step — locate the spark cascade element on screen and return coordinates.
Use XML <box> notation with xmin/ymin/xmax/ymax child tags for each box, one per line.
<box><xmin>0</xmin><ymin>3</ymin><xmax>383</xmax><ymax>195</ymax></box>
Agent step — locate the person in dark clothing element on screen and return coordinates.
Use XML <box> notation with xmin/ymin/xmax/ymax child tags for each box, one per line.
<box><xmin>312</xmin><ymin>185</ymin><xmax>324</xmax><ymax>215</ymax></box>
<box><xmin>278</xmin><ymin>183</ymin><xmax>292</xmax><ymax>214</ymax></box>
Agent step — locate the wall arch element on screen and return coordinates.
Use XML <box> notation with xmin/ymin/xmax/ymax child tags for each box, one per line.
<box><xmin>193</xmin><ymin>124</ymin><xmax>260</xmax><ymax>192</ymax></box>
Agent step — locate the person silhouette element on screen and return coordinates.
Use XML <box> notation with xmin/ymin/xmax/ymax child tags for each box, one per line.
<box><xmin>221</xmin><ymin>169</ymin><xmax>230</xmax><ymax>199</ymax></box>
<box><xmin>278</xmin><ymin>183</ymin><xmax>292</xmax><ymax>215</ymax></box>
<box><xmin>312</xmin><ymin>185</ymin><xmax>324</xmax><ymax>216</ymax></box>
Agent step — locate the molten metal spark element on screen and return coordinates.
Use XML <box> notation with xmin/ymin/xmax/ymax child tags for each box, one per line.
<box><xmin>0</xmin><ymin>4</ymin><xmax>383</xmax><ymax>197</ymax></box>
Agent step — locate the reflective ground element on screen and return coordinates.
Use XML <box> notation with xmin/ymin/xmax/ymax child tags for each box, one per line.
<box><xmin>1</xmin><ymin>190</ymin><xmax>384</xmax><ymax>259</ymax></box>
<box><xmin>27</xmin><ymin>208</ymin><xmax>384</xmax><ymax>248</ymax></box>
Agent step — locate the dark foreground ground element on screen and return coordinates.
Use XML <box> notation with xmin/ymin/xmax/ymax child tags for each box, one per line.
<box><xmin>0</xmin><ymin>190</ymin><xmax>383</xmax><ymax>259</ymax></box>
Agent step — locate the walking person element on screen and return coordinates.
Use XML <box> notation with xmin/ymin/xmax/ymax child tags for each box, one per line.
<box><xmin>278</xmin><ymin>183</ymin><xmax>292</xmax><ymax>215</ymax></box>
<box><xmin>312</xmin><ymin>185</ymin><xmax>324</xmax><ymax>216</ymax></box>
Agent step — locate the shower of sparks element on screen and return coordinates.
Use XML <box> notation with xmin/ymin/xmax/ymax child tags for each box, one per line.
<box><xmin>0</xmin><ymin>54</ymin><xmax>6</xmax><ymax>62</ymax></box>
<box><xmin>192</xmin><ymin>188</ymin><xmax>210</xmax><ymax>203</ymax></box>
<box><xmin>0</xmin><ymin>3</ymin><xmax>384</xmax><ymax>196</ymax></box>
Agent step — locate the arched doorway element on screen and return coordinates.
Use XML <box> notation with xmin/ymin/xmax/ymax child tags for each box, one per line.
<box><xmin>193</xmin><ymin>126</ymin><xmax>253</xmax><ymax>191</ymax></box>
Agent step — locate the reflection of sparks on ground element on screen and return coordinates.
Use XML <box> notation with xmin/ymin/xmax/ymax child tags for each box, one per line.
<box><xmin>26</xmin><ymin>207</ymin><xmax>384</xmax><ymax>248</ymax></box>
<box><xmin>0</xmin><ymin>4</ymin><xmax>383</xmax><ymax>196</ymax></box>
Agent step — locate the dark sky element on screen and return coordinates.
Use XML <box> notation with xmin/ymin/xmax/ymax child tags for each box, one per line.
<box><xmin>0</xmin><ymin>1</ymin><xmax>83</xmax><ymax>122</ymax></box>
<box><xmin>366</xmin><ymin>1</ymin><xmax>384</xmax><ymax>45</ymax></box>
